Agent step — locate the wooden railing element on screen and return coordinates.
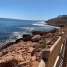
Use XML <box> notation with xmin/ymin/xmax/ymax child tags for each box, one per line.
<box><xmin>38</xmin><ymin>28</ymin><xmax>67</xmax><ymax>67</ymax></box>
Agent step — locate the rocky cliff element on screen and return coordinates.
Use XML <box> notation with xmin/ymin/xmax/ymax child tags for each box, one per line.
<box><xmin>46</xmin><ymin>15</ymin><xmax>67</xmax><ymax>27</ymax></box>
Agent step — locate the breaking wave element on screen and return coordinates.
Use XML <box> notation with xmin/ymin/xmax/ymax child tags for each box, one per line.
<box><xmin>32</xmin><ymin>21</ymin><xmax>47</xmax><ymax>26</ymax></box>
<box><xmin>20</xmin><ymin>27</ymin><xmax>35</xmax><ymax>31</ymax></box>
<box><xmin>10</xmin><ymin>31</ymin><xmax>28</xmax><ymax>39</ymax></box>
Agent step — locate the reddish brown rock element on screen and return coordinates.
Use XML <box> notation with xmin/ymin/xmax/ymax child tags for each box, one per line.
<box><xmin>28</xmin><ymin>47</ymin><xmax>34</xmax><ymax>53</ymax></box>
<box><xmin>19</xmin><ymin>60</ymin><xmax>30</xmax><ymax>66</ymax></box>
<box><xmin>36</xmin><ymin>52</ymin><xmax>41</xmax><ymax>57</ymax></box>
<box><xmin>15</xmin><ymin>55</ymin><xmax>24</xmax><ymax>62</ymax></box>
<box><xmin>0</xmin><ymin>59</ymin><xmax>18</xmax><ymax>67</ymax></box>
<box><xmin>26</xmin><ymin>55</ymin><xmax>31</xmax><ymax>60</ymax></box>
<box><xmin>32</xmin><ymin>30</ymin><xmax>47</xmax><ymax>35</ymax></box>
<box><xmin>0</xmin><ymin>56</ymin><xmax>16</xmax><ymax>67</ymax></box>
<box><xmin>32</xmin><ymin>43</ymin><xmax>42</xmax><ymax>48</ymax></box>
<box><xmin>31</xmin><ymin>35</ymin><xmax>41</xmax><ymax>42</ymax></box>
<box><xmin>39</xmin><ymin>39</ymin><xmax>44</xmax><ymax>43</ymax></box>
<box><xmin>2</xmin><ymin>50</ymin><xmax>8</xmax><ymax>56</ymax></box>
<box><xmin>32</xmin><ymin>61</ymin><xmax>40</xmax><ymax>67</ymax></box>
<box><xmin>32</xmin><ymin>56</ymin><xmax>36</xmax><ymax>61</ymax></box>
<box><xmin>0</xmin><ymin>52</ymin><xmax>2</xmax><ymax>57</ymax></box>
<box><xmin>45</xmin><ymin>38</ymin><xmax>52</xmax><ymax>45</ymax></box>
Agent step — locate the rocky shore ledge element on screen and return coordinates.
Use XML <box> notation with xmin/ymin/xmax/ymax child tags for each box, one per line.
<box><xmin>46</xmin><ymin>15</ymin><xmax>67</xmax><ymax>28</ymax></box>
<box><xmin>0</xmin><ymin>15</ymin><xmax>67</xmax><ymax>67</ymax></box>
<box><xmin>0</xmin><ymin>28</ymin><xmax>63</xmax><ymax>67</ymax></box>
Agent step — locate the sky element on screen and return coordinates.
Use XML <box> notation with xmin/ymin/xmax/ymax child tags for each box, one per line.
<box><xmin>0</xmin><ymin>0</ymin><xmax>67</xmax><ymax>20</ymax></box>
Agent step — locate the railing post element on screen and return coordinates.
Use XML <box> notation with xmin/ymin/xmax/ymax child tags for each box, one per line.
<box><xmin>42</xmin><ymin>49</ymin><xmax>51</xmax><ymax>67</ymax></box>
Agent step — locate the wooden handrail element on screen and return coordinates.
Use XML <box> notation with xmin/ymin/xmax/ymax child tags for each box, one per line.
<box><xmin>39</xmin><ymin>28</ymin><xmax>67</xmax><ymax>67</ymax></box>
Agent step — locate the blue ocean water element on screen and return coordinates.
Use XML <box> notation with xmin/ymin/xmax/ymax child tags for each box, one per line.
<box><xmin>0</xmin><ymin>18</ymin><xmax>55</xmax><ymax>44</ymax></box>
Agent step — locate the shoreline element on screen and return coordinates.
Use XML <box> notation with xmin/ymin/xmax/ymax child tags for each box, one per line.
<box><xmin>0</xmin><ymin>27</ymin><xmax>63</xmax><ymax>67</ymax></box>
<box><xmin>0</xmin><ymin>15</ymin><xmax>67</xmax><ymax>67</ymax></box>
<box><xmin>0</xmin><ymin>27</ymin><xmax>61</xmax><ymax>50</ymax></box>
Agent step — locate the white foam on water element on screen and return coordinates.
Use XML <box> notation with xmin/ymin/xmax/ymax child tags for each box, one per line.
<box><xmin>20</xmin><ymin>27</ymin><xmax>35</xmax><ymax>31</ymax></box>
<box><xmin>13</xmin><ymin>32</ymin><xmax>22</xmax><ymax>39</ymax></box>
<box><xmin>12</xmin><ymin>31</ymin><xmax>28</xmax><ymax>39</ymax></box>
<box><xmin>32</xmin><ymin>21</ymin><xmax>47</xmax><ymax>26</ymax></box>
<box><xmin>7</xmin><ymin>31</ymin><xmax>28</xmax><ymax>42</ymax></box>
<box><xmin>32</xmin><ymin>21</ymin><xmax>60</xmax><ymax>29</ymax></box>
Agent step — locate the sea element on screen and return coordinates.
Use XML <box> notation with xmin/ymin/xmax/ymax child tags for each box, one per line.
<box><xmin>0</xmin><ymin>18</ymin><xmax>56</xmax><ymax>48</ymax></box>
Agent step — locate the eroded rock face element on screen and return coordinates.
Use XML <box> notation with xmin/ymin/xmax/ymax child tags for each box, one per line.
<box><xmin>0</xmin><ymin>28</ymin><xmax>62</xmax><ymax>67</ymax></box>
<box><xmin>0</xmin><ymin>59</ymin><xmax>18</xmax><ymax>67</ymax></box>
<box><xmin>0</xmin><ymin>41</ymin><xmax>41</xmax><ymax>67</ymax></box>
<box><xmin>0</xmin><ymin>56</ymin><xmax>18</xmax><ymax>67</ymax></box>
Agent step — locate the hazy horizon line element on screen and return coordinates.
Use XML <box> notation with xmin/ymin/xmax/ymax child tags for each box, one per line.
<box><xmin>0</xmin><ymin>17</ymin><xmax>46</xmax><ymax>21</ymax></box>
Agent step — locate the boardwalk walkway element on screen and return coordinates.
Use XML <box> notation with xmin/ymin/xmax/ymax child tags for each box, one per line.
<box><xmin>62</xmin><ymin>37</ymin><xmax>67</xmax><ymax>67</ymax></box>
<box><xmin>55</xmin><ymin>38</ymin><xmax>65</xmax><ymax>67</ymax></box>
<box><xmin>56</xmin><ymin>37</ymin><xmax>67</xmax><ymax>67</ymax></box>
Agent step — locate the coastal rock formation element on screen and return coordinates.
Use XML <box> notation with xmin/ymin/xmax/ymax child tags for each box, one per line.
<box><xmin>22</xmin><ymin>34</ymin><xmax>32</xmax><ymax>41</ymax></box>
<box><xmin>16</xmin><ymin>38</ymin><xmax>23</xmax><ymax>43</ymax></box>
<box><xmin>0</xmin><ymin>41</ymin><xmax>42</xmax><ymax>67</ymax></box>
<box><xmin>23</xmin><ymin>36</ymin><xmax>32</xmax><ymax>41</ymax></box>
<box><xmin>0</xmin><ymin>56</ymin><xmax>18</xmax><ymax>66</ymax></box>
<box><xmin>23</xmin><ymin>34</ymin><xmax>32</xmax><ymax>38</ymax></box>
<box><xmin>31</xmin><ymin>35</ymin><xmax>41</xmax><ymax>42</ymax></box>
<box><xmin>0</xmin><ymin>15</ymin><xmax>67</xmax><ymax>67</ymax></box>
<box><xmin>0</xmin><ymin>27</ymin><xmax>63</xmax><ymax>67</ymax></box>
<box><xmin>32</xmin><ymin>31</ymin><xmax>46</xmax><ymax>35</ymax></box>
<box><xmin>46</xmin><ymin>15</ymin><xmax>67</xmax><ymax>28</ymax></box>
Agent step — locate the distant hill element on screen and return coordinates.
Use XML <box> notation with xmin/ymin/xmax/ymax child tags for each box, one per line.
<box><xmin>46</xmin><ymin>15</ymin><xmax>67</xmax><ymax>27</ymax></box>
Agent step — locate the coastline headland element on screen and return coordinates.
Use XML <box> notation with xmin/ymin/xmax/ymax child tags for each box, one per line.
<box><xmin>0</xmin><ymin>15</ymin><xmax>67</xmax><ymax>67</ymax></box>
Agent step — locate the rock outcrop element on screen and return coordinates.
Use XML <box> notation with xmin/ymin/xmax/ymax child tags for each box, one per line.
<box><xmin>0</xmin><ymin>27</ymin><xmax>63</xmax><ymax>67</ymax></box>
<box><xmin>46</xmin><ymin>15</ymin><xmax>67</xmax><ymax>28</ymax></box>
<box><xmin>0</xmin><ymin>41</ymin><xmax>42</xmax><ymax>67</ymax></box>
<box><xmin>0</xmin><ymin>55</ymin><xmax>18</xmax><ymax>67</ymax></box>
<box><xmin>31</xmin><ymin>35</ymin><xmax>41</xmax><ymax>42</ymax></box>
<box><xmin>32</xmin><ymin>31</ymin><xmax>46</xmax><ymax>35</ymax></box>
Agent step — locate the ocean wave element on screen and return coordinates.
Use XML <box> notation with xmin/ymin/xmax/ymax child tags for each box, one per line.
<box><xmin>20</xmin><ymin>27</ymin><xmax>35</xmax><ymax>31</ymax></box>
<box><xmin>12</xmin><ymin>31</ymin><xmax>27</xmax><ymax>39</ymax></box>
<box><xmin>13</xmin><ymin>32</ymin><xmax>22</xmax><ymax>38</ymax></box>
<box><xmin>32</xmin><ymin>21</ymin><xmax>46</xmax><ymax>26</ymax></box>
<box><xmin>8</xmin><ymin>31</ymin><xmax>28</xmax><ymax>41</ymax></box>
<box><xmin>32</xmin><ymin>21</ymin><xmax>60</xmax><ymax>29</ymax></box>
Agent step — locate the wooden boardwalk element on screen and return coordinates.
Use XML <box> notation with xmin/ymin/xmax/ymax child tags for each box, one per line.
<box><xmin>62</xmin><ymin>37</ymin><xmax>67</xmax><ymax>67</ymax></box>
<box><xmin>55</xmin><ymin>38</ymin><xmax>67</xmax><ymax>67</ymax></box>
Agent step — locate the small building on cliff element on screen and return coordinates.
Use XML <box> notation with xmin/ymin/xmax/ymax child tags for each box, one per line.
<box><xmin>57</xmin><ymin>15</ymin><xmax>67</xmax><ymax>20</ymax></box>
